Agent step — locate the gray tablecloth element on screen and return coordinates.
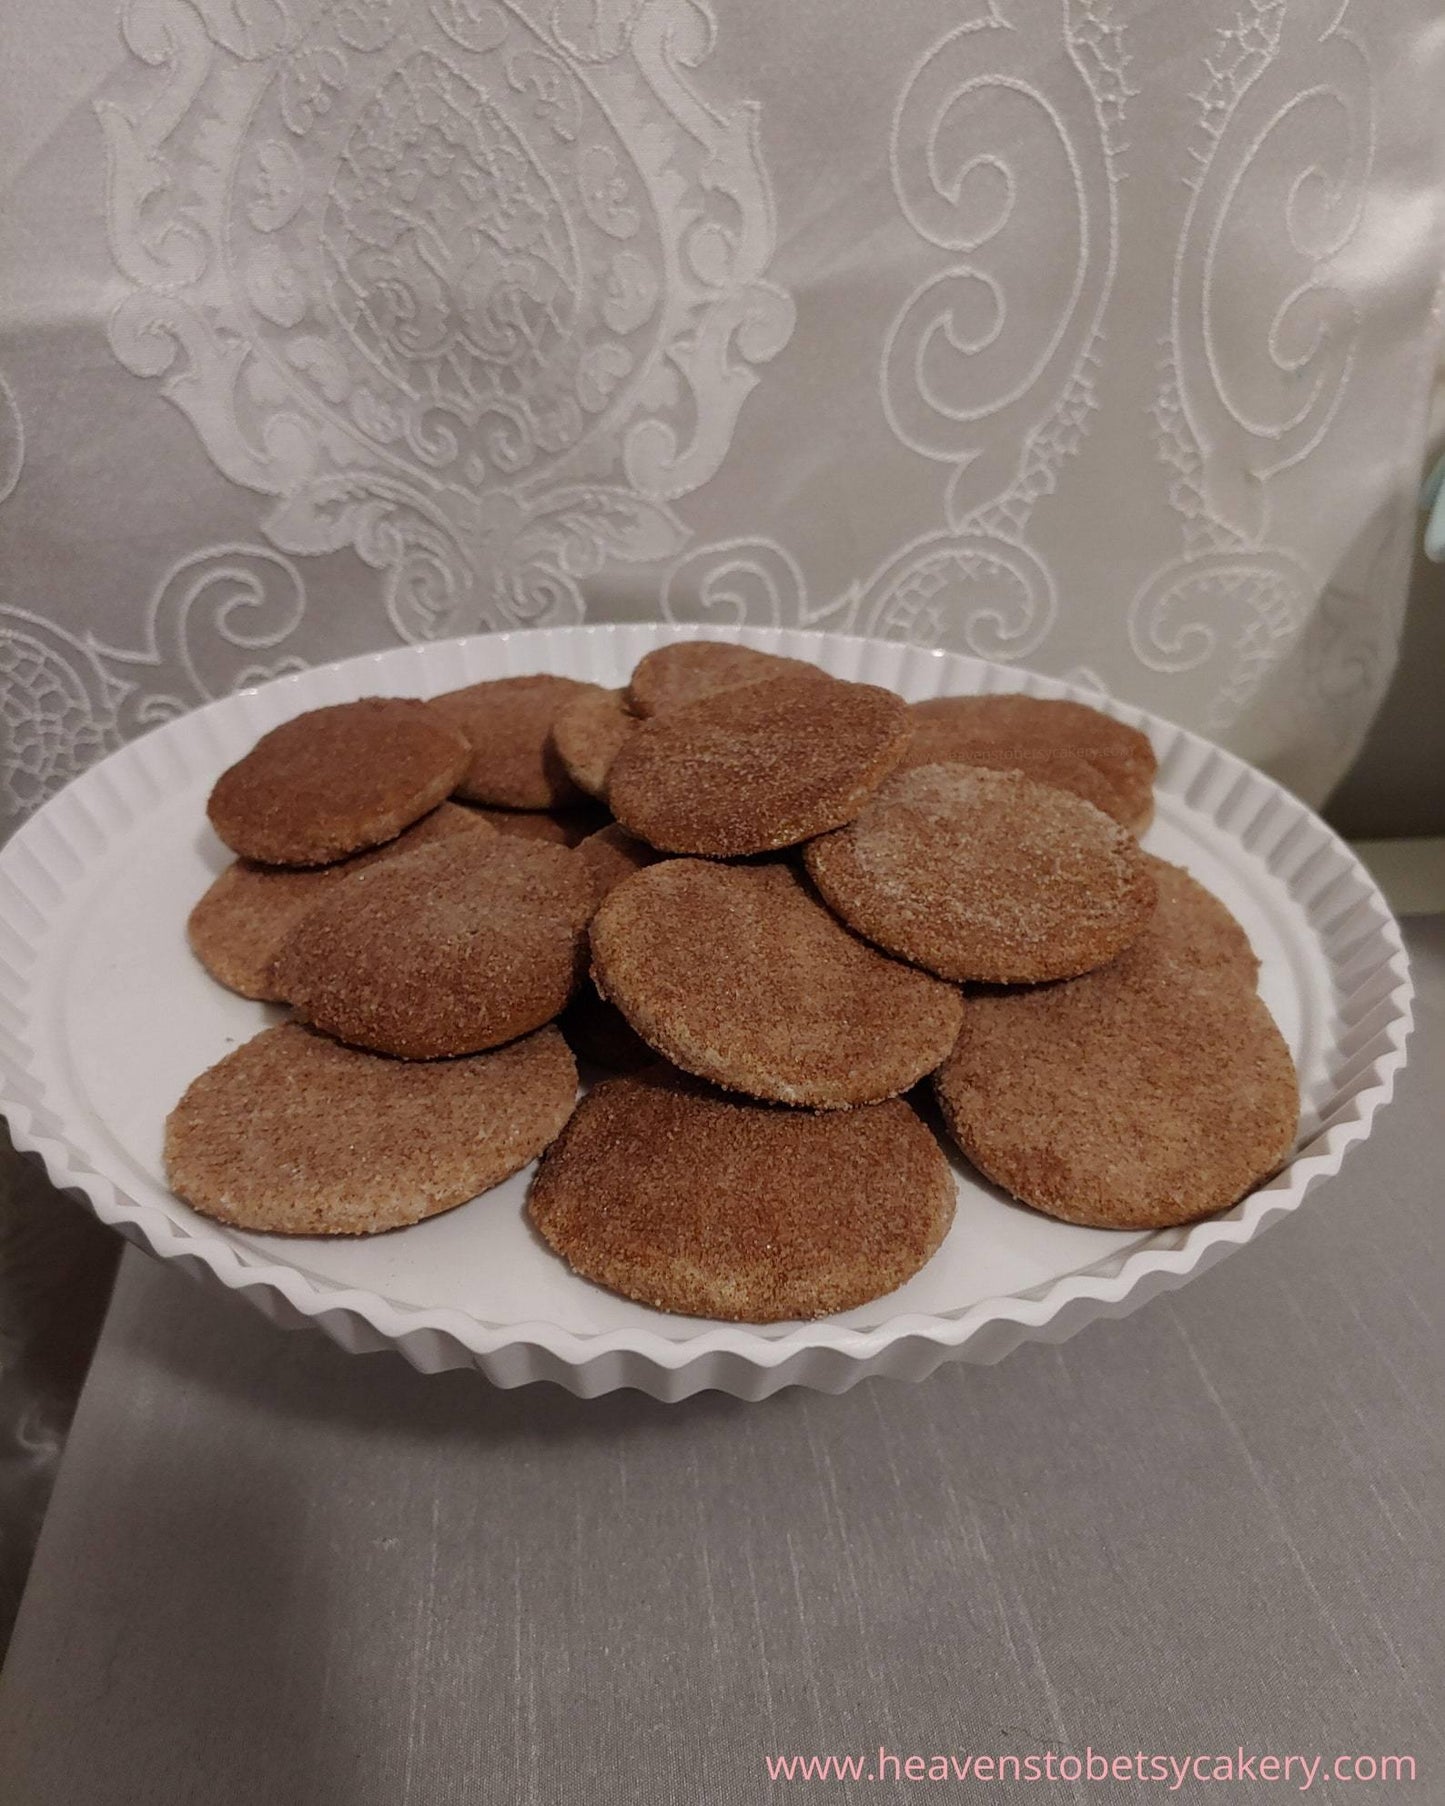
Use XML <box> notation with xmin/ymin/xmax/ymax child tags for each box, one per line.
<box><xmin>0</xmin><ymin>923</ymin><xmax>1440</xmax><ymax>1805</ymax></box>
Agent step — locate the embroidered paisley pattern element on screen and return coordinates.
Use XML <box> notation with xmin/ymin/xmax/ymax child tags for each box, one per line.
<box><xmin>0</xmin><ymin>0</ymin><xmax>1413</xmax><ymax>828</ymax></box>
<box><xmin>99</xmin><ymin>0</ymin><xmax>793</xmax><ymax>640</ymax></box>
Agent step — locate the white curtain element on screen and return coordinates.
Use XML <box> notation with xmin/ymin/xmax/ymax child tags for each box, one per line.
<box><xmin>2</xmin><ymin>0</ymin><xmax>1443</xmax><ymax>822</ymax></box>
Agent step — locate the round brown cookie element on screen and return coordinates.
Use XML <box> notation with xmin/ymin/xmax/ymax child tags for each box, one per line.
<box><xmin>551</xmin><ymin>687</ymin><xmax>635</xmax><ymax>797</ymax></box>
<box><xmin>574</xmin><ymin>823</ymin><xmax>662</xmax><ymax>908</ymax></box>
<box><xmin>901</xmin><ymin>693</ymin><xmax>1157</xmax><ymax>832</ymax></box>
<box><xmin>206</xmin><ymin>697</ymin><xmax>470</xmax><ymax>866</ymax></box>
<box><xmin>933</xmin><ymin>950</ymin><xmax>1298</xmax><ymax>1231</ymax></box>
<box><xmin>429</xmin><ymin>674</ymin><xmax>603</xmax><ymax>809</ymax></box>
<box><xmin>529</xmin><ymin>1069</ymin><xmax>955</xmax><ymax>1321</ymax></box>
<box><xmin>626</xmin><ymin>640</ymin><xmax>819</xmax><ymax>717</ymax></box>
<box><xmin>805</xmin><ymin>764</ymin><xmax>1156</xmax><ymax>984</ymax></box>
<box><xmin>1137</xmin><ymin>856</ymin><xmax>1258</xmax><ymax>986</ymax></box>
<box><xmin>590</xmin><ymin>859</ymin><xmax>964</xmax><ymax>1106</ymax></box>
<box><xmin>557</xmin><ymin>983</ymin><xmax>655</xmax><ymax>1072</ymax></box>
<box><xmin>607</xmin><ymin>671</ymin><xmax>910</xmax><ymax>856</ymax></box>
<box><xmin>272</xmin><ymin>835</ymin><xmax>593</xmax><ymax>1058</ymax></box>
<box><xmin>166</xmin><ymin>1023</ymin><xmax>576</xmax><ymax>1235</ymax></box>
<box><xmin>459</xmin><ymin>803</ymin><xmax>607</xmax><ymax>846</ymax></box>
<box><xmin>188</xmin><ymin>802</ymin><xmax>495</xmax><ymax>1001</ymax></box>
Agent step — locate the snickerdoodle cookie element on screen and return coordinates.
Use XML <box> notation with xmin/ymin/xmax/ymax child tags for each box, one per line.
<box><xmin>429</xmin><ymin>674</ymin><xmax>603</xmax><ymax>810</ymax></box>
<box><xmin>206</xmin><ymin>698</ymin><xmax>470</xmax><ymax>866</ymax></box>
<box><xmin>806</xmin><ymin>764</ymin><xmax>1156</xmax><ymax>984</ymax></box>
<box><xmin>529</xmin><ymin>1069</ymin><xmax>955</xmax><ymax>1321</ymax></box>
<box><xmin>166</xmin><ymin>1023</ymin><xmax>576</xmax><ymax>1235</ymax></box>
<box><xmin>551</xmin><ymin>687</ymin><xmax>635</xmax><ymax>797</ymax></box>
<box><xmin>1137</xmin><ymin>856</ymin><xmax>1259</xmax><ymax>985</ymax></box>
<box><xmin>933</xmin><ymin>945</ymin><xmax>1298</xmax><ymax>1231</ymax></box>
<box><xmin>188</xmin><ymin>803</ymin><xmax>492</xmax><ymax>1001</ymax></box>
<box><xmin>590</xmin><ymin>860</ymin><xmax>963</xmax><ymax>1106</ymax></box>
<box><xmin>272</xmin><ymin>835</ymin><xmax>592</xmax><ymax>1058</ymax></box>
<box><xmin>625</xmin><ymin>640</ymin><xmax>817</xmax><ymax>717</ymax></box>
<box><xmin>900</xmin><ymin>693</ymin><xmax>1157</xmax><ymax>832</ymax></box>
<box><xmin>607</xmin><ymin>672</ymin><xmax>909</xmax><ymax>855</ymax></box>
<box><xmin>574</xmin><ymin>823</ymin><xmax>662</xmax><ymax>908</ymax></box>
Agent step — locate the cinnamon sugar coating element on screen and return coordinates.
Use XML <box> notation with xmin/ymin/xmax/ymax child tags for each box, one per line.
<box><xmin>933</xmin><ymin>927</ymin><xmax>1298</xmax><ymax>1231</ymax></box>
<box><xmin>590</xmin><ymin>859</ymin><xmax>963</xmax><ymax>1106</ymax></box>
<box><xmin>188</xmin><ymin>803</ymin><xmax>492</xmax><ymax>1001</ymax></box>
<box><xmin>529</xmin><ymin>1069</ymin><xmax>955</xmax><ymax>1321</ymax></box>
<box><xmin>607</xmin><ymin>672</ymin><xmax>910</xmax><ymax>855</ymax></box>
<box><xmin>574</xmin><ymin>823</ymin><xmax>663</xmax><ymax>909</ymax></box>
<box><xmin>551</xmin><ymin>687</ymin><xmax>635</xmax><ymax>797</ymax></box>
<box><xmin>1137</xmin><ymin>856</ymin><xmax>1259</xmax><ymax>985</ymax></box>
<box><xmin>166</xmin><ymin>1023</ymin><xmax>576</xmax><ymax>1235</ymax></box>
<box><xmin>272</xmin><ymin>835</ymin><xmax>593</xmax><ymax>1059</ymax></box>
<box><xmin>806</xmin><ymin>765</ymin><xmax>1157</xmax><ymax>984</ymax></box>
<box><xmin>901</xmin><ymin>694</ymin><xmax>1157</xmax><ymax>832</ymax></box>
<box><xmin>429</xmin><ymin>674</ymin><xmax>603</xmax><ymax>809</ymax></box>
<box><xmin>206</xmin><ymin>698</ymin><xmax>470</xmax><ymax>866</ymax></box>
<box><xmin>626</xmin><ymin>640</ymin><xmax>818</xmax><ymax>717</ymax></box>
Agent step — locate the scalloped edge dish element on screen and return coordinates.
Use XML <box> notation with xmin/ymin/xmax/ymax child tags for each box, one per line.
<box><xmin>0</xmin><ymin>626</ymin><xmax>1415</xmax><ymax>1398</ymax></box>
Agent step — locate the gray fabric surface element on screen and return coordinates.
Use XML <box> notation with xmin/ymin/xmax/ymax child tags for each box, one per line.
<box><xmin>0</xmin><ymin>1132</ymin><xmax>117</xmax><ymax>1654</ymax></box>
<box><xmin>0</xmin><ymin>921</ymin><xmax>1440</xmax><ymax>1805</ymax></box>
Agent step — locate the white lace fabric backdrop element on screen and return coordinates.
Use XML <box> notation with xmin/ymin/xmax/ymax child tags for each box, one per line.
<box><xmin>1</xmin><ymin>0</ymin><xmax>1443</xmax><ymax>832</ymax></box>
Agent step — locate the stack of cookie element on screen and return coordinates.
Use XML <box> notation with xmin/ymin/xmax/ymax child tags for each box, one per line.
<box><xmin>166</xmin><ymin>644</ymin><xmax>1299</xmax><ymax>1323</ymax></box>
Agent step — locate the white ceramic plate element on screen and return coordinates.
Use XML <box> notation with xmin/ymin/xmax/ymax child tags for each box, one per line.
<box><xmin>0</xmin><ymin>626</ymin><xmax>1414</xmax><ymax>1399</ymax></box>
